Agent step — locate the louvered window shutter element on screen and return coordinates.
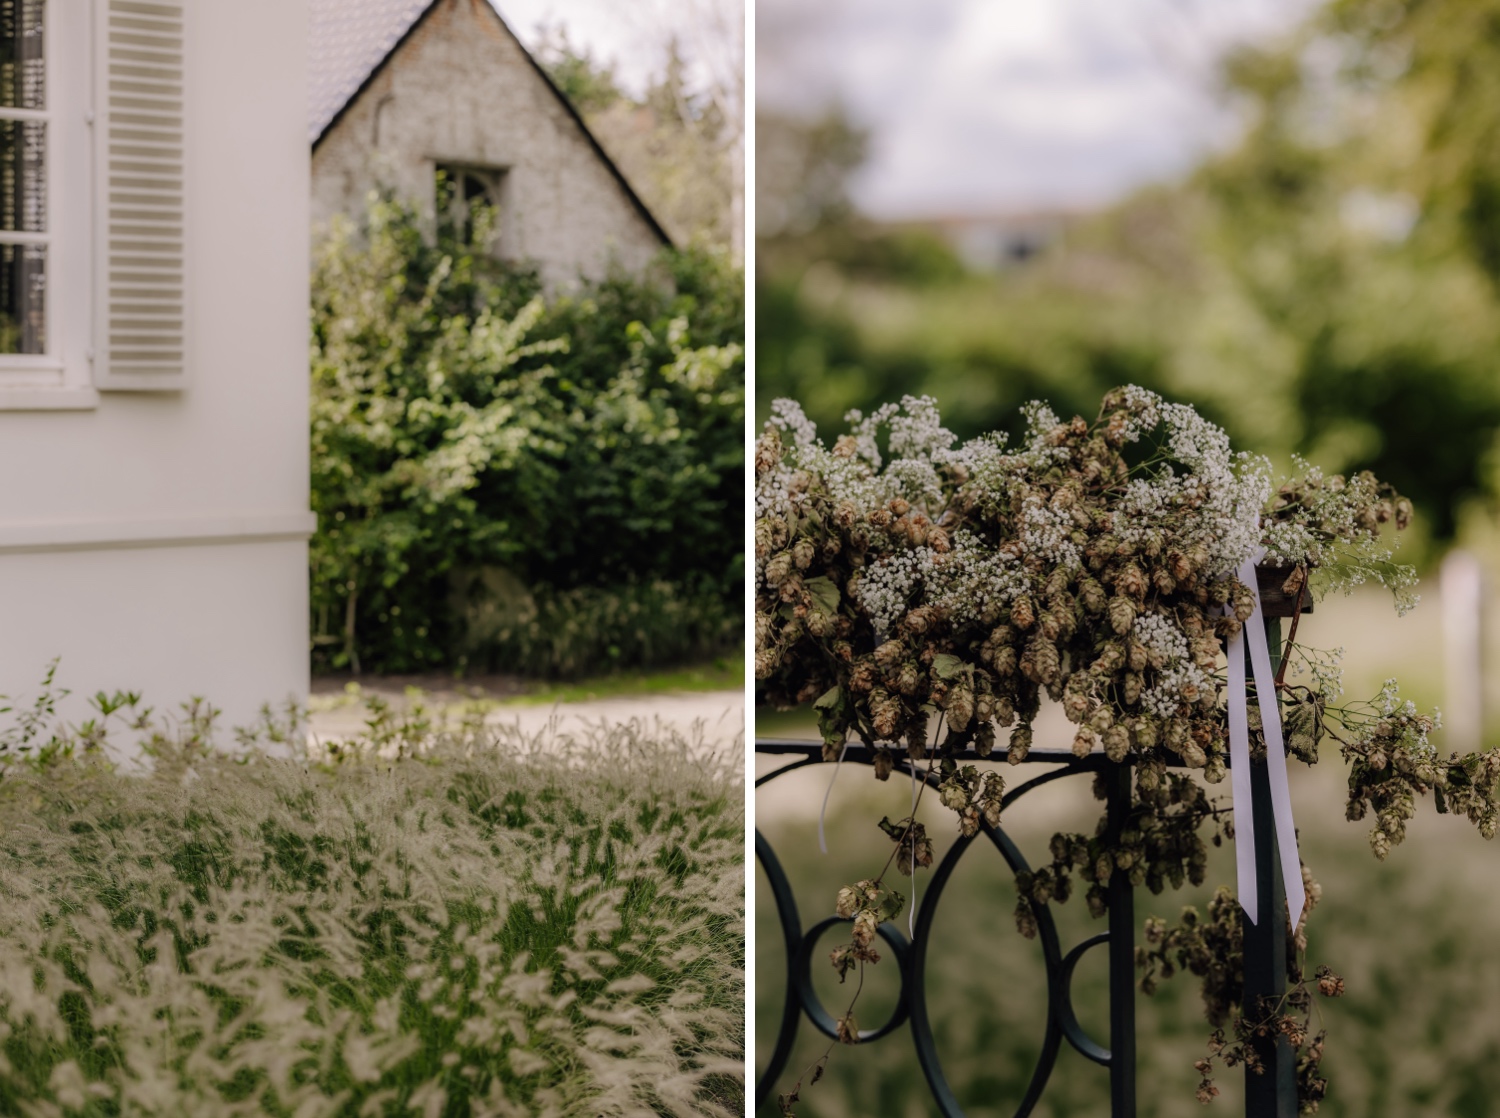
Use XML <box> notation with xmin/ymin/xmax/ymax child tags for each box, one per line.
<box><xmin>93</xmin><ymin>0</ymin><xmax>185</xmax><ymax>390</ymax></box>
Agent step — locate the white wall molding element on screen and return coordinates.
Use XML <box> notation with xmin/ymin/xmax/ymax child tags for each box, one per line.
<box><xmin>0</xmin><ymin>512</ymin><xmax>317</xmax><ymax>555</ymax></box>
<box><xmin>0</xmin><ymin>387</ymin><xmax>102</xmax><ymax>411</ymax></box>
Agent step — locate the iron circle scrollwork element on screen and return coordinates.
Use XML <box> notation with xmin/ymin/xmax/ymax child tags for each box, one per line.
<box><xmin>755</xmin><ymin>827</ymin><xmax>805</xmax><ymax>1102</ymax></box>
<box><xmin>1056</xmin><ymin>933</ymin><xmax>1113</xmax><ymax>1065</ymax></box>
<box><xmin>755</xmin><ymin>741</ymin><xmax>1141</xmax><ymax>1116</ymax></box>
<box><xmin>795</xmin><ymin>915</ymin><xmax>913</xmax><ymax>1042</ymax></box>
<box><xmin>903</xmin><ymin>766</ymin><xmax>1083</xmax><ymax>1118</ymax></box>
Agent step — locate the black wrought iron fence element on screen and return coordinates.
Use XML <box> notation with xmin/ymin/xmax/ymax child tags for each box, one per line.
<box><xmin>755</xmin><ymin>616</ymin><xmax>1301</xmax><ymax>1117</ymax></box>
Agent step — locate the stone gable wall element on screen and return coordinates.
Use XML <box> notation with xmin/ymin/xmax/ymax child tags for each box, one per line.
<box><xmin>311</xmin><ymin>0</ymin><xmax>666</xmax><ymax>287</ymax></box>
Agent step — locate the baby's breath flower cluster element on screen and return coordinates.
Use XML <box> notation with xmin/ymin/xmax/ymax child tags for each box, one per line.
<box><xmin>756</xmin><ymin>387</ymin><xmax>1374</xmax><ymax>773</ymax></box>
<box><xmin>760</xmin><ymin>388</ymin><xmax>1498</xmax><ymax>1115</ymax></box>
<box><xmin>1264</xmin><ymin>459</ymin><xmax>1419</xmax><ymax>613</ymax></box>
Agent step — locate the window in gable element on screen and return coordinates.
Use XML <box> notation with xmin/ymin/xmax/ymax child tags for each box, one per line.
<box><xmin>435</xmin><ymin>163</ymin><xmax>509</xmax><ymax>254</ymax></box>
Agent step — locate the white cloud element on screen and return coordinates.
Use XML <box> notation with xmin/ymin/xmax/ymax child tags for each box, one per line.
<box><xmin>757</xmin><ymin>0</ymin><xmax>1317</xmax><ymax>218</ymax></box>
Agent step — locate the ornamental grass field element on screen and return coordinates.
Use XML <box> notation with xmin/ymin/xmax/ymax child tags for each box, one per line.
<box><xmin>0</xmin><ymin>696</ymin><xmax>743</xmax><ymax>1118</ymax></box>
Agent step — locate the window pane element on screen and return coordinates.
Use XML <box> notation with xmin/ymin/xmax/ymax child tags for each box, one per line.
<box><xmin>0</xmin><ymin>0</ymin><xmax>43</xmax><ymax>111</ymax></box>
<box><xmin>0</xmin><ymin>241</ymin><xmax>43</xmax><ymax>353</ymax></box>
<box><xmin>0</xmin><ymin>116</ymin><xmax>43</xmax><ymax>231</ymax></box>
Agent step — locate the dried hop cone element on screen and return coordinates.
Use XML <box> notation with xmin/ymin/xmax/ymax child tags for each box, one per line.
<box><xmin>754</xmin><ymin>648</ymin><xmax>777</xmax><ymax>680</ymax></box>
<box><xmin>897</xmin><ymin>661</ymin><xmax>921</xmax><ymax>696</ymax></box>
<box><xmin>1073</xmin><ymin>725</ymin><xmax>1097</xmax><ymax>759</ymax></box>
<box><xmin>1031</xmin><ymin>637</ymin><xmax>1061</xmax><ymax>685</ymax></box>
<box><xmin>754</xmin><ymin>426</ymin><xmax>782</xmax><ymax>476</ymax></box>
<box><xmin>1008</xmin><ymin>723</ymin><xmax>1033</xmax><ymax>765</ymax></box>
<box><xmin>946</xmin><ymin>685</ymin><xmax>975</xmax><ymax>732</ymax></box>
<box><xmin>1109</xmin><ymin>596</ymin><xmax>1136</xmax><ymax>635</ymax></box>
<box><xmin>835</xmin><ymin>885</ymin><xmax>860</xmax><ymax>919</ymax></box>
<box><xmin>1316</xmin><ymin>966</ymin><xmax>1345</xmax><ymax>998</ymax></box>
<box><xmin>994</xmin><ymin>695</ymin><xmax>1017</xmax><ymax>728</ymax></box>
<box><xmin>765</xmin><ymin>551</ymin><xmax>794</xmax><ymax>587</ymax></box>
<box><xmin>1231</xmin><ymin>580</ymin><xmax>1256</xmax><ymax>623</ymax></box>
<box><xmin>1103</xmin><ymin>724</ymin><xmax>1131</xmax><ymax>763</ymax></box>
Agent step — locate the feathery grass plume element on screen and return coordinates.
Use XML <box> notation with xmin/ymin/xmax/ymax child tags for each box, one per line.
<box><xmin>0</xmin><ymin>684</ymin><xmax>743</xmax><ymax>1117</ymax></box>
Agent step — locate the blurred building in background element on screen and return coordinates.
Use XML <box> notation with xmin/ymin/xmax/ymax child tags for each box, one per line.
<box><xmin>887</xmin><ymin>211</ymin><xmax>1078</xmax><ymax>272</ymax></box>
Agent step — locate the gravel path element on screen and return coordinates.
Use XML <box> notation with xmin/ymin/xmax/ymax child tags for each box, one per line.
<box><xmin>308</xmin><ymin>686</ymin><xmax>745</xmax><ymax>754</ymax></box>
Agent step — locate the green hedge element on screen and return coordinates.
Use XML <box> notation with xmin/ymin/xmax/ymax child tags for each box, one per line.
<box><xmin>310</xmin><ymin>198</ymin><xmax>744</xmax><ymax>675</ymax></box>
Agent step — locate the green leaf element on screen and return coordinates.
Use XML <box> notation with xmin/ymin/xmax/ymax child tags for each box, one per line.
<box><xmin>878</xmin><ymin>890</ymin><xmax>906</xmax><ymax>922</ymax></box>
<box><xmin>804</xmin><ymin>575</ymin><xmax>841</xmax><ymax>615</ymax></box>
<box><xmin>813</xmin><ymin>686</ymin><xmax>844</xmax><ymax>712</ymax></box>
<box><xmin>931</xmin><ymin>653</ymin><xmax>965</xmax><ymax>681</ymax></box>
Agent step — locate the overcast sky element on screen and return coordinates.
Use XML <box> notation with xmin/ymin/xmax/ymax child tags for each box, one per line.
<box><xmin>757</xmin><ymin>0</ymin><xmax>1318</xmax><ymax>219</ymax></box>
<box><xmin>495</xmin><ymin>0</ymin><xmax>742</xmax><ymax>104</ymax></box>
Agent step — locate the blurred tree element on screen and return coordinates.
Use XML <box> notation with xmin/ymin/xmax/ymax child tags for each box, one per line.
<box><xmin>756</xmin><ymin>107</ymin><xmax>868</xmax><ymax>240</ymax></box>
<box><xmin>537</xmin><ymin>16</ymin><xmax>741</xmax><ymax>254</ymax></box>
<box><xmin>534</xmin><ymin>25</ymin><xmax>623</xmax><ymax>115</ymax></box>
<box><xmin>1195</xmin><ymin>0</ymin><xmax>1500</xmax><ymax>536</ymax></box>
<box><xmin>754</xmin><ymin>0</ymin><xmax>1500</xmax><ymax>540</ymax></box>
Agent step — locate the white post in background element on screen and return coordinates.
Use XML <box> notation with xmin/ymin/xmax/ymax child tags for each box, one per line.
<box><xmin>1441</xmin><ymin>550</ymin><xmax>1486</xmax><ymax>753</ymax></box>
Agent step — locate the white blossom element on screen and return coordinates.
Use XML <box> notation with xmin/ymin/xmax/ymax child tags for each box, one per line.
<box><xmin>769</xmin><ymin>397</ymin><xmax>819</xmax><ymax>448</ymax></box>
<box><xmin>1134</xmin><ymin>611</ymin><xmax>1213</xmax><ymax>719</ymax></box>
<box><xmin>1019</xmin><ymin>496</ymin><xmax>1081</xmax><ymax>568</ymax></box>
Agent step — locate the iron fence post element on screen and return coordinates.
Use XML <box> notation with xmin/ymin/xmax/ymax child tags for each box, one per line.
<box><xmin>1105</xmin><ymin>760</ymin><xmax>1138</xmax><ymax>1117</ymax></box>
<box><xmin>1242</xmin><ymin>617</ymin><xmax>1298</xmax><ymax>1116</ymax></box>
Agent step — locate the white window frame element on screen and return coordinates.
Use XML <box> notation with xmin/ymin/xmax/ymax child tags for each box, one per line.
<box><xmin>0</xmin><ymin>0</ymin><xmax>97</xmax><ymax>409</ymax></box>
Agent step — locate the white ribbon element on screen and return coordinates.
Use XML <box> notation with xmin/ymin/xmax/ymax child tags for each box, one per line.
<box><xmin>818</xmin><ymin>739</ymin><xmax>851</xmax><ymax>854</ymax></box>
<box><xmin>1226</xmin><ymin>551</ymin><xmax>1307</xmax><ymax>929</ymax></box>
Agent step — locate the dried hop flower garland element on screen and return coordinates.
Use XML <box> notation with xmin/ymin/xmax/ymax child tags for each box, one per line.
<box><xmin>756</xmin><ymin>387</ymin><xmax>1500</xmax><ymax>1113</ymax></box>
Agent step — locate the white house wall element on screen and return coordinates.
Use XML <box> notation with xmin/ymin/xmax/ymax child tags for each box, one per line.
<box><xmin>0</xmin><ymin>0</ymin><xmax>312</xmax><ymax>735</ymax></box>
<box><xmin>311</xmin><ymin>0</ymin><xmax>665</xmax><ymax>288</ymax></box>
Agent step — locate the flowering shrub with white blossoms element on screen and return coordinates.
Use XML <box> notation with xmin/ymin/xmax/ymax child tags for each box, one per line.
<box><xmin>756</xmin><ymin>387</ymin><xmax>1499</xmax><ymax>1114</ymax></box>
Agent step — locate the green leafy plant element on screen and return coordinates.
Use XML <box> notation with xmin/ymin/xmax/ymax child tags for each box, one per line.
<box><xmin>755</xmin><ymin>387</ymin><xmax>1496</xmax><ymax>1112</ymax></box>
<box><xmin>310</xmin><ymin>195</ymin><xmax>744</xmax><ymax>675</ymax></box>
